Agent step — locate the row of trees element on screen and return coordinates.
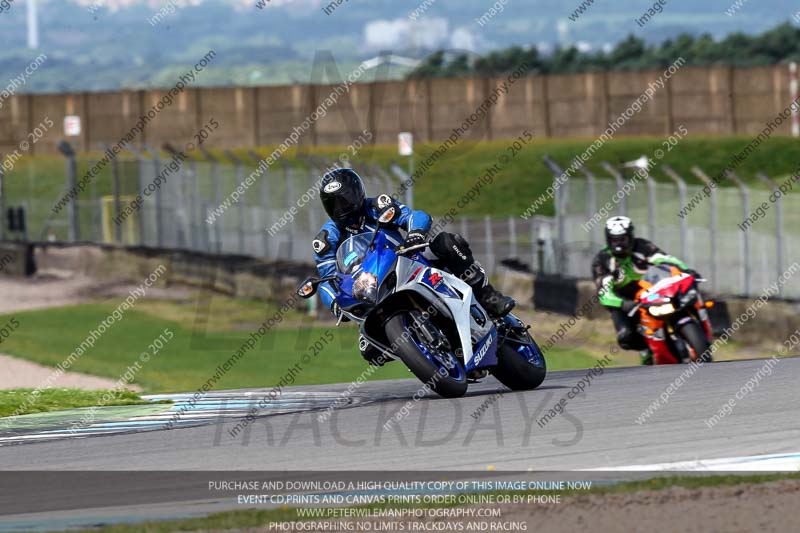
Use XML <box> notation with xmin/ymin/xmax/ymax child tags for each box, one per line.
<box><xmin>409</xmin><ymin>22</ymin><xmax>800</xmax><ymax>78</ymax></box>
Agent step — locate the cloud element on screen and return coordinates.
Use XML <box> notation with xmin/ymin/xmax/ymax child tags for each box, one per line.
<box><xmin>364</xmin><ymin>17</ymin><xmax>449</xmax><ymax>50</ymax></box>
<box><xmin>450</xmin><ymin>27</ymin><xmax>478</xmax><ymax>51</ymax></box>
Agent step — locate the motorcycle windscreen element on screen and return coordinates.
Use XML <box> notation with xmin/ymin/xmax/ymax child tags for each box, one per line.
<box><xmin>336</xmin><ymin>232</ymin><xmax>398</xmax><ymax>305</ymax></box>
<box><xmin>643</xmin><ymin>264</ymin><xmax>689</xmax><ymax>300</ymax></box>
<box><xmin>643</xmin><ymin>264</ymin><xmax>678</xmax><ymax>284</ymax></box>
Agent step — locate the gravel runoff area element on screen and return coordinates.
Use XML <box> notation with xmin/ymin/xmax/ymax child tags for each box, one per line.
<box><xmin>269</xmin><ymin>478</ymin><xmax>800</xmax><ymax>533</ymax></box>
<box><xmin>0</xmin><ymin>354</ymin><xmax>135</xmax><ymax>390</ymax></box>
<box><xmin>0</xmin><ymin>275</ymin><xmax>98</xmax><ymax>314</ymax></box>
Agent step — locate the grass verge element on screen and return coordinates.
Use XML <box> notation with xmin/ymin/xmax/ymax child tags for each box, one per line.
<box><xmin>0</xmin><ymin>388</ymin><xmax>148</xmax><ymax>418</ymax></box>
<box><xmin>0</xmin><ymin>297</ymin><xmax>601</xmax><ymax>393</ymax></box>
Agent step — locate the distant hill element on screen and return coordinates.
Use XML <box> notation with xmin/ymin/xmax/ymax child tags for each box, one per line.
<box><xmin>0</xmin><ymin>0</ymin><xmax>798</xmax><ymax>92</ymax></box>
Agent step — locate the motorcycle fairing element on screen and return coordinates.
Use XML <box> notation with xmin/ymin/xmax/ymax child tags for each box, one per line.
<box><xmin>500</xmin><ymin>314</ymin><xmax>545</xmax><ymax>367</ymax></box>
<box><xmin>394</xmin><ymin>256</ymin><xmax>496</xmax><ymax>370</ymax></box>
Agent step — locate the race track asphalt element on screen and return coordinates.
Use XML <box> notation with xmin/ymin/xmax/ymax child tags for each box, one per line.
<box><xmin>1</xmin><ymin>357</ymin><xmax>797</xmax><ymax>471</ymax></box>
<box><xmin>0</xmin><ymin>357</ymin><xmax>797</xmax><ymax>530</ymax></box>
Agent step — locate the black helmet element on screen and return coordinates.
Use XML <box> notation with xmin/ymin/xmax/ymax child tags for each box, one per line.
<box><xmin>604</xmin><ymin>216</ymin><xmax>634</xmax><ymax>258</ymax></box>
<box><xmin>319</xmin><ymin>168</ymin><xmax>366</xmax><ymax>226</ymax></box>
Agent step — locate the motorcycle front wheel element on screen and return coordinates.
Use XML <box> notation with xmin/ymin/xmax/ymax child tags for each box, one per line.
<box><xmin>385</xmin><ymin>313</ymin><xmax>468</xmax><ymax>398</ymax></box>
<box><xmin>679</xmin><ymin>321</ymin><xmax>713</xmax><ymax>363</ymax></box>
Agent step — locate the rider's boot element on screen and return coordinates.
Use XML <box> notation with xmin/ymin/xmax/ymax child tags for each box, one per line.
<box><xmin>463</xmin><ymin>264</ymin><xmax>515</xmax><ymax>318</ymax></box>
<box><xmin>639</xmin><ymin>349</ymin><xmax>653</xmax><ymax>366</ymax></box>
<box><xmin>475</xmin><ymin>283</ymin><xmax>515</xmax><ymax>318</ymax></box>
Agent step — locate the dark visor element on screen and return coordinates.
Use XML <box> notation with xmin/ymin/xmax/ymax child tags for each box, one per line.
<box><xmin>609</xmin><ymin>235</ymin><xmax>631</xmax><ymax>248</ymax></box>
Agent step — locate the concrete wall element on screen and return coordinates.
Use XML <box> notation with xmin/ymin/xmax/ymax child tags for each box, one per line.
<box><xmin>30</xmin><ymin>242</ymin><xmax>315</xmax><ymax>305</ymax></box>
<box><xmin>1</xmin><ymin>64</ymin><xmax>798</xmax><ymax>155</ymax></box>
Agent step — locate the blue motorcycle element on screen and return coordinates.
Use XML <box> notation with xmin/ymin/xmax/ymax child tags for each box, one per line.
<box><xmin>298</xmin><ymin>206</ymin><xmax>546</xmax><ymax>398</ymax></box>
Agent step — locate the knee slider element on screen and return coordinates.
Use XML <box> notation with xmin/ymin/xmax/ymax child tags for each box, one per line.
<box><xmin>616</xmin><ymin>326</ymin><xmax>635</xmax><ymax>349</ymax></box>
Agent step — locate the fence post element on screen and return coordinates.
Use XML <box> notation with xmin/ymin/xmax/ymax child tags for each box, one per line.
<box><xmin>370</xmin><ymin>163</ymin><xmax>395</xmax><ymax>197</ymax></box>
<box><xmin>374</xmin><ymin>168</ymin><xmax>393</xmax><ymax>198</ymax></box>
<box><xmin>163</xmin><ymin>142</ymin><xmax>191</xmax><ymax>250</ymax></box>
<box><xmin>248</xmin><ymin>150</ymin><xmax>270</xmax><ymax>259</ymax></box>
<box><xmin>600</xmin><ymin>161</ymin><xmax>627</xmax><ymax>216</ymax></box>
<box><xmin>389</xmin><ymin>163</ymin><xmax>413</xmax><ymax>208</ymax></box>
<box><xmin>758</xmin><ymin>172</ymin><xmax>785</xmax><ymax>295</ymax></box>
<box><xmin>143</xmin><ymin>145</ymin><xmax>163</xmax><ymax>249</ymax></box>
<box><xmin>690</xmin><ymin>166</ymin><xmax>718</xmax><ymax>294</ymax></box>
<box><xmin>162</xmin><ymin>141</ymin><xmax>198</xmax><ymax>250</ymax></box>
<box><xmin>105</xmin><ymin>144</ymin><xmax>122</xmax><ymax>244</ymax></box>
<box><xmin>307</xmin><ymin>167</ymin><xmax>321</xmax><ymax>246</ymax></box>
<box><xmin>283</xmin><ymin>160</ymin><xmax>295</xmax><ymax>261</ymax></box>
<box><xmin>646</xmin><ymin>171</ymin><xmax>657</xmax><ymax>242</ymax></box>
<box><xmin>200</xmin><ymin>146</ymin><xmax>222</xmax><ymax>254</ymax></box>
<box><xmin>578</xmin><ymin>164</ymin><xmax>599</xmax><ymax>248</ymax></box>
<box><xmin>125</xmin><ymin>144</ymin><xmax>147</xmax><ymax>246</ymax></box>
<box><xmin>662</xmin><ymin>165</ymin><xmax>690</xmax><ymax>263</ymax></box>
<box><xmin>225</xmin><ymin>150</ymin><xmax>246</xmax><ymax>255</ymax></box>
<box><xmin>543</xmin><ymin>155</ymin><xmax>568</xmax><ymax>273</ymax></box>
<box><xmin>404</xmin><ymin>160</ymin><xmax>414</xmax><ymax>209</ymax></box>
<box><xmin>89</xmin><ymin>158</ymin><xmax>100</xmax><ymax>243</ymax></box>
<box><xmin>189</xmin><ymin>157</ymin><xmax>199</xmax><ymax>251</ymax></box>
<box><xmin>57</xmin><ymin>141</ymin><xmax>80</xmax><ymax>242</ymax></box>
<box><xmin>726</xmin><ymin>171</ymin><xmax>752</xmax><ymax>296</ymax></box>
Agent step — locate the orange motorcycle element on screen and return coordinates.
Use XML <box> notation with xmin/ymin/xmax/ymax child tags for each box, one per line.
<box><xmin>629</xmin><ymin>264</ymin><xmax>715</xmax><ymax>364</ymax></box>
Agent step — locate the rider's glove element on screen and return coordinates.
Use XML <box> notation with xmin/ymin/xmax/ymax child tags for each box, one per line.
<box><xmin>620</xmin><ymin>298</ymin><xmax>638</xmax><ymax>314</ymax></box>
<box><xmin>401</xmin><ymin>230</ymin><xmax>427</xmax><ymax>250</ymax></box>
<box><xmin>332</xmin><ymin>301</ymin><xmax>350</xmax><ymax>323</ymax></box>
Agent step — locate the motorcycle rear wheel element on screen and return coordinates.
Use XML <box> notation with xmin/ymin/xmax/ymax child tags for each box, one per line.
<box><xmin>385</xmin><ymin>313</ymin><xmax>468</xmax><ymax>398</ymax></box>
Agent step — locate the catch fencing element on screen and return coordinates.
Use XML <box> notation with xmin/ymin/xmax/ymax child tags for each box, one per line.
<box><xmin>10</xmin><ymin>145</ymin><xmax>558</xmax><ymax>275</ymax></box>
<box><xmin>47</xmin><ymin>149</ymin><xmax>402</xmax><ymax>263</ymax></box>
<box><xmin>3</xmin><ymin>145</ymin><xmax>794</xmax><ymax>299</ymax></box>
<box><xmin>544</xmin><ymin>156</ymin><xmax>800</xmax><ymax>299</ymax></box>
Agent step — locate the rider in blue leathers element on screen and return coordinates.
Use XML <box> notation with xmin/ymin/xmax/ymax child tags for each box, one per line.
<box><xmin>312</xmin><ymin>168</ymin><xmax>515</xmax><ymax>365</ymax></box>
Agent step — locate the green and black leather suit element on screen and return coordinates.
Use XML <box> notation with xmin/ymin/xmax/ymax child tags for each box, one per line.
<box><xmin>591</xmin><ymin>237</ymin><xmax>687</xmax><ymax>349</ymax></box>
